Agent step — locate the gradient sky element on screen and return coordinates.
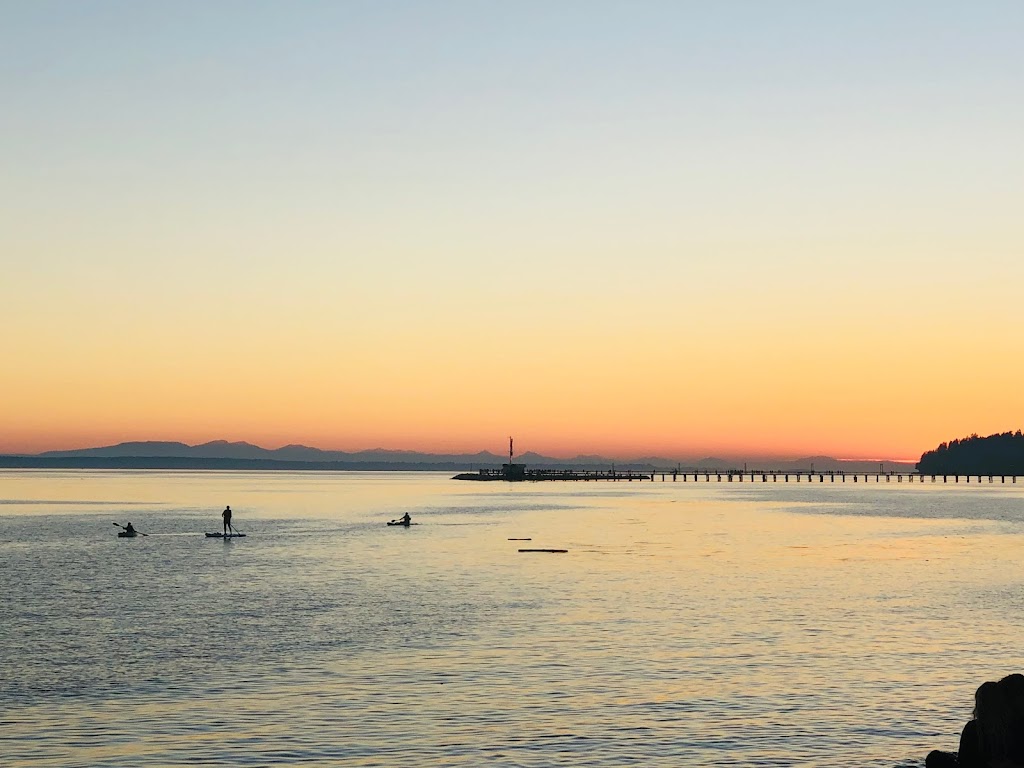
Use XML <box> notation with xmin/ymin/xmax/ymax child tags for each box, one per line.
<box><xmin>2</xmin><ymin>1</ymin><xmax>1022</xmax><ymax>460</ymax></box>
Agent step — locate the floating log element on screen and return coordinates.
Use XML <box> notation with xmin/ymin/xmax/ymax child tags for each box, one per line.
<box><xmin>518</xmin><ymin>548</ymin><xmax>568</xmax><ymax>553</ymax></box>
<box><xmin>507</xmin><ymin>538</ymin><xmax>532</xmax><ymax>541</ymax></box>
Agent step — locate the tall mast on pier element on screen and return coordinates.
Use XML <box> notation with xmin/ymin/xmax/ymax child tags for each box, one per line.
<box><xmin>509</xmin><ymin>436</ymin><xmax>513</xmax><ymax>465</ymax></box>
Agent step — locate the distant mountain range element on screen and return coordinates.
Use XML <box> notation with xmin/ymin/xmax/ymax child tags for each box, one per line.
<box><xmin>0</xmin><ymin>440</ymin><xmax>914</xmax><ymax>473</ymax></box>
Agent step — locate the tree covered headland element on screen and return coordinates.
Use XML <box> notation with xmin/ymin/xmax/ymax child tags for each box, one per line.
<box><xmin>917</xmin><ymin>431</ymin><xmax>1024</xmax><ymax>475</ymax></box>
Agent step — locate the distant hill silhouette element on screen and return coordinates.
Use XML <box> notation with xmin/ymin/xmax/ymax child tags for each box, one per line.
<box><xmin>0</xmin><ymin>440</ymin><xmax>915</xmax><ymax>473</ymax></box>
<box><xmin>917</xmin><ymin>431</ymin><xmax>1024</xmax><ymax>475</ymax></box>
<box><xmin>35</xmin><ymin>440</ymin><xmax>506</xmax><ymax>465</ymax></box>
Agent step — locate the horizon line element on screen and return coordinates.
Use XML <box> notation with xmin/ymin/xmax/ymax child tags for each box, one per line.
<box><xmin>9</xmin><ymin>438</ymin><xmax>920</xmax><ymax>465</ymax></box>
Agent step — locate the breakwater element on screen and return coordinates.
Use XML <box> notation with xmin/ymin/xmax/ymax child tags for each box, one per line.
<box><xmin>453</xmin><ymin>467</ymin><xmax>655</xmax><ymax>482</ymax></box>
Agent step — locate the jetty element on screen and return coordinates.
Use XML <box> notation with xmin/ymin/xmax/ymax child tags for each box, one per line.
<box><xmin>454</xmin><ymin>466</ymin><xmax>655</xmax><ymax>482</ymax></box>
<box><xmin>455</xmin><ymin>437</ymin><xmax>666</xmax><ymax>482</ymax></box>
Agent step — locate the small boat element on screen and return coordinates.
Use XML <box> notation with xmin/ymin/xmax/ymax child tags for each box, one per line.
<box><xmin>387</xmin><ymin>520</ymin><xmax>412</xmax><ymax>527</ymax></box>
<box><xmin>205</xmin><ymin>532</ymin><xmax>247</xmax><ymax>538</ymax></box>
<box><xmin>117</xmin><ymin>530</ymin><xmax>138</xmax><ymax>538</ymax></box>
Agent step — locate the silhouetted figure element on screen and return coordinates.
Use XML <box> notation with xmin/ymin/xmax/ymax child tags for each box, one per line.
<box><xmin>928</xmin><ymin>676</ymin><xmax>1024</xmax><ymax>768</ymax></box>
<box><xmin>993</xmin><ymin>673</ymin><xmax>1024</xmax><ymax>768</ymax></box>
<box><xmin>927</xmin><ymin>681</ymin><xmax>995</xmax><ymax>768</ymax></box>
<box><xmin>125</xmin><ymin>522</ymin><xmax>135</xmax><ymax>535</ymax></box>
<box><xmin>400</xmin><ymin>512</ymin><xmax>411</xmax><ymax>525</ymax></box>
<box><xmin>222</xmin><ymin>505</ymin><xmax>233</xmax><ymax>535</ymax></box>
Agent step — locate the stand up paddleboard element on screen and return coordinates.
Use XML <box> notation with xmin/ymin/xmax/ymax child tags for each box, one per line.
<box><xmin>205</xmin><ymin>532</ymin><xmax>247</xmax><ymax>538</ymax></box>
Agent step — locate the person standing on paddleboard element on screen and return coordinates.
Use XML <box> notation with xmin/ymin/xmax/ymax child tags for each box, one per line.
<box><xmin>222</xmin><ymin>505</ymin><xmax>233</xmax><ymax>536</ymax></box>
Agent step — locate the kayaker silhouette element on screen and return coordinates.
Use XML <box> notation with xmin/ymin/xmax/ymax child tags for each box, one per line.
<box><xmin>222</xmin><ymin>506</ymin><xmax>233</xmax><ymax>535</ymax></box>
<box><xmin>400</xmin><ymin>512</ymin><xmax>411</xmax><ymax>525</ymax></box>
<box><xmin>125</xmin><ymin>522</ymin><xmax>135</xmax><ymax>534</ymax></box>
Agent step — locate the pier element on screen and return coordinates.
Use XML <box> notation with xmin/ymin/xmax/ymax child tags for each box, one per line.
<box><xmin>453</xmin><ymin>440</ymin><xmax>1022</xmax><ymax>484</ymax></box>
<box><xmin>454</xmin><ymin>467</ymin><xmax>1022</xmax><ymax>484</ymax></box>
<box><xmin>654</xmin><ymin>470</ymin><xmax>1019</xmax><ymax>484</ymax></box>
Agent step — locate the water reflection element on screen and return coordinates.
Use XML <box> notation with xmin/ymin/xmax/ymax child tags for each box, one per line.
<box><xmin>1</xmin><ymin>471</ymin><xmax>1022</xmax><ymax>766</ymax></box>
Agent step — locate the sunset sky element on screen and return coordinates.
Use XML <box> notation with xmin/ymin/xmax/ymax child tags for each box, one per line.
<box><xmin>2</xmin><ymin>2</ymin><xmax>1022</xmax><ymax>461</ymax></box>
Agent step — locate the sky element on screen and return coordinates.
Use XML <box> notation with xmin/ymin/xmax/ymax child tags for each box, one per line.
<box><xmin>2</xmin><ymin>1</ymin><xmax>1022</xmax><ymax>461</ymax></box>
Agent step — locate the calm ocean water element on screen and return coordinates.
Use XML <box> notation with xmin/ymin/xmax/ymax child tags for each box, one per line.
<box><xmin>2</xmin><ymin>469</ymin><xmax>1023</xmax><ymax>767</ymax></box>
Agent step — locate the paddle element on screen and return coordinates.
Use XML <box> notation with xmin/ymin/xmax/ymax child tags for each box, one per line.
<box><xmin>113</xmin><ymin>522</ymin><xmax>148</xmax><ymax>536</ymax></box>
<box><xmin>215</xmin><ymin>518</ymin><xmax>242</xmax><ymax>536</ymax></box>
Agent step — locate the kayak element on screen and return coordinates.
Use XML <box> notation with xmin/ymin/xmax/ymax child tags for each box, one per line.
<box><xmin>205</xmin><ymin>532</ymin><xmax>247</xmax><ymax>538</ymax></box>
<box><xmin>117</xmin><ymin>531</ymin><xmax>137</xmax><ymax>538</ymax></box>
<box><xmin>387</xmin><ymin>521</ymin><xmax>414</xmax><ymax>526</ymax></box>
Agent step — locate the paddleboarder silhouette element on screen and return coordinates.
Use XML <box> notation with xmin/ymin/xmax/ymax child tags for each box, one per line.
<box><xmin>222</xmin><ymin>505</ymin><xmax>233</xmax><ymax>535</ymax></box>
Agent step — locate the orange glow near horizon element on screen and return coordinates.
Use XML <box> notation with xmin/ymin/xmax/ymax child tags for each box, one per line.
<box><xmin>3</xmin><ymin>297</ymin><xmax>1022</xmax><ymax>461</ymax></box>
<box><xmin>3</xmin><ymin>305</ymin><xmax>1021</xmax><ymax>461</ymax></box>
<box><xmin>3</xmin><ymin>5</ymin><xmax>1023</xmax><ymax>462</ymax></box>
<box><xmin>0</xmin><ymin>383</ymin><xmax>1013</xmax><ymax>466</ymax></box>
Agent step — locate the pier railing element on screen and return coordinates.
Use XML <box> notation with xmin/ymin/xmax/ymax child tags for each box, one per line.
<box><xmin>650</xmin><ymin>470</ymin><xmax>1019</xmax><ymax>484</ymax></box>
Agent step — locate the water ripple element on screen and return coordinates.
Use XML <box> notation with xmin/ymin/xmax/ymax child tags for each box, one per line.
<box><xmin>2</xmin><ymin>472</ymin><xmax>1022</xmax><ymax>766</ymax></box>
